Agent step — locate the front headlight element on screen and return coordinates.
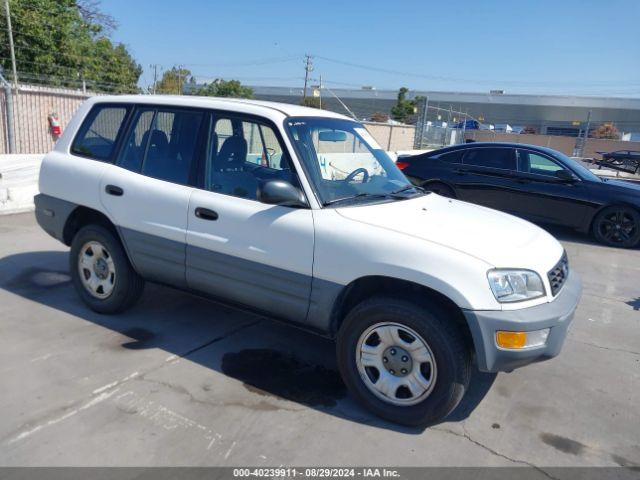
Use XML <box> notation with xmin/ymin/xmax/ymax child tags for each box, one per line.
<box><xmin>487</xmin><ymin>269</ymin><xmax>545</xmax><ymax>303</ymax></box>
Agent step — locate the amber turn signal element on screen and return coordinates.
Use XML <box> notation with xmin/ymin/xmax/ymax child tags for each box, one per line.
<box><xmin>496</xmin><ymin>331</ymin><xmax>527</xmax><ymax>349</ymax></box>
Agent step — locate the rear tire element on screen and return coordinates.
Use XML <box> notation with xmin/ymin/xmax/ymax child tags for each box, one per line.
<box><xmin>70</xmin><ymin>224</ymin><xmax>144</xmax><ymax>314</ymax></box>
<box><xmin>424</xmin><ymin>182</ymin><xmax>455</xmax><ymax>198</ymax></box>
<box><xmin>336</xmin><ymin>296</ymin><xmax>471</xmax><ymax>426</ymax></box>
<box><xmin>592</xmin><ymin>205</ymin><xmax>640</xmax><ymax>248</ymax></box>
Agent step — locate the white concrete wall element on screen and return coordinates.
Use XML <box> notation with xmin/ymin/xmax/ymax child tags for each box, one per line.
<box><xmin>0</xmin><ymin>154</ymin><xmax>44</xmax><ymax>214</ymax></box>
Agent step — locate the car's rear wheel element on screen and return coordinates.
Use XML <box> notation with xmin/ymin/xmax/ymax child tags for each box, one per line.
<box><xmin>70</xmin><ymin>224</ymin><xmax>144</xmax><ymax>313</ymax></box>
<box><xmin>424</xmin><ymin>182</ymin><xmax>455</xmax><ymax>198</ymax></box>
<box><xmin>592</xmin><ymin>205</ymin><xmax>640</xmax><ymax>248</ymax></box>
<box><xmin>337</xmin><ymin>296</ymin><xmax>471</xmax><ymax>426</ymax></box>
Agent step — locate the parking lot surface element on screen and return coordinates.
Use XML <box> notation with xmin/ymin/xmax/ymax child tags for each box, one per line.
<box><xmin>0</xmin><ymin>212</ymin><xmax>638</xmax><ymax>468</ymax></box>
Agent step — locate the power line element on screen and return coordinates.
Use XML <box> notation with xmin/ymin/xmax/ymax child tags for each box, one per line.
<box><xmin>9</xmin><ymin>43</ymin><xmax>133</xmax><ymax>69</ymax></box>
<box><xmin>313</xmin><ymin>54</ymin><xmax>640</xmax><ymax>88</ymax></box>
<box><xmin>180</xmin><ymin>55</ymin><xmax>299</xmax><ymax>68</ymax></box>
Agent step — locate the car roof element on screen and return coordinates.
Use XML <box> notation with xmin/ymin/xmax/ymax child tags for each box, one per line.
<box><xmin>88</xmin><ymin>95</ymin><xmax>353</xmax><ymax>121</ymax></box>
<box><xmin>424</xmin><ymin>142</ymin><xmax>565</xmax><ymax>157</ymax></box>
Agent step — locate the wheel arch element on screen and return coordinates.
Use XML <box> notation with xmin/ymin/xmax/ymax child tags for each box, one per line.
<box><xmin>329</xmin><ymin>275</ymin><xmax>473</xmax><ymax>350</ymax></box>
<box><xmin>588</xmin><ymin>201</ymin><xmax>640</xmax><ymax>233</ymax></box>
<box><xmin>62</xmin><ymin>206</ymin><xmax>138</xmax><ymax>272</ymax></box>
<box><xmin>420</xmin><ymin>179</ymin><xmax>457</xmax><ymax>197</ymax></box>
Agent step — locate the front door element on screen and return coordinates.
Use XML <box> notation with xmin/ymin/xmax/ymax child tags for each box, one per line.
<box><xmin>509</xmin><ymin>149</ymin><xmax>588</xmax><ymax>228</ymax></box>
<box><xmin>186</xmin><ymin>113</ymin><xmax>314</xmax><ymax>323</ymax></box>
<box><xmin>100</xmin><ymin>106</ymin><xmax>205</xmax><ymax>288</ymax></box>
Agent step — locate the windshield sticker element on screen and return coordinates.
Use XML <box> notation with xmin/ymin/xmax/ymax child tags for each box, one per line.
<box><xmin>354</xmin><ymin>127</ymin><xmax>382</xmax><ymax>150</ymax></box>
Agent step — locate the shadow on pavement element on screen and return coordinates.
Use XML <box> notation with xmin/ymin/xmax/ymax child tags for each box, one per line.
<box><xmin>539</xmin><ymin>223</ymin><xmax>639</xmax><ymax>251</ymax></box>
<box><xmin>0</xmin><ymin>250</ymin><xmax>494</xmax><ymax>433</ymax></box>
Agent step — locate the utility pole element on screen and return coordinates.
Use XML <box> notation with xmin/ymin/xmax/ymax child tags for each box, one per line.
<box><xmin>0</xmin><ymin>68</ymin><xmax>15</xmax><ymax>153</ymax></box>
<box><xmin>176</xmin><ymin>65</ymin><xmax>184</xmax><ymax>95</ymax></box>
<box><xmin>150</xmin><ymin>64</ymin><xmax>160</xmax><ymax>94</ymax></box>
<box><xmin>302</xmin><ymin>54</ymin><xmax>313</xmax><ymax>101</ymax></box>
<box><xmin>318</xmin><ymin>74</ymin><xmax>322</xmax><ymax>109</ymax></box>
<box><xmin>4</xmin><ymin>0</ymin><xmax>18</xmax><ymax>88</ymax></box>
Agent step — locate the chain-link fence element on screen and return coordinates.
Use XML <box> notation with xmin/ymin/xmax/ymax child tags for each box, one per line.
<box><xmin>0</xmin><ymin>81</ymin><xmax>95</xmax><ymax>154</ymax></box>
<box><xmin>413</xmin><ymin>98</ymin><xmax>479</xmax><ymax>150</ymax></box>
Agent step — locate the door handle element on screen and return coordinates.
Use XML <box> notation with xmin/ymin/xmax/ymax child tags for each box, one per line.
<box><xmin>195</xmin><ymin>207</ymin><xmax>219</xmax><ymax>221</ymax></box>
<box><xmin>454</xmin><ymin>168</ymin><xmax>467</xmax><ymax>176</ymax></box>
<box><xmin>105</xmin><ymin>185</ymin><xmax>123</xmax><ymax>196</ymax></box>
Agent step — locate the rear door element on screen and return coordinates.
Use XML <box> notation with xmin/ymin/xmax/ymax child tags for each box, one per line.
<box><xmin>453</xmin><ymin>147</ymin><xmax>518</xmax><ymax>211</ymax></box>
<box><xmin>186</xmin><ymin>112</ymin><xmax>314</xmax><ymax>323</ymax></box>
<box><xmin>100</xmin><ymin>106</ymin><xmax>205</xmax><ymax>287</ymax></box>
<box><xmin>509</xmin><ymin>148</ymin><xmax>588</xmax><ymax>228</ymax></box>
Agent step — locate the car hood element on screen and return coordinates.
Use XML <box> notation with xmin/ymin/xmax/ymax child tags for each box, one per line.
<box><xmin>601</xmin><ymin>178</ymin><xmax>640</xmax><ymax>194</ymax></box>
<box><xmin>336</xmin><ymin>194</ymin><xmax>564</xmax><ymax>272</ymax></box>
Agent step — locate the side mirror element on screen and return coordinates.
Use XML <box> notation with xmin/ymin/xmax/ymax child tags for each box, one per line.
<box><xmin>257</xmin><ymin>179</ymin><xmax>307</xmax><ymax>207</ymax></box>
<box><xmin>555</xmin><ymin>169</ymin><xmax>576</xmax><ymax>182</ymax></box>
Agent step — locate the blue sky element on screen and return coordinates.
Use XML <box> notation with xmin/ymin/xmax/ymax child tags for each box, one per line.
<box><xmin>101</xmin><ymin>0</ymin><xmax>640</xmax><ymax>97</ymax></box>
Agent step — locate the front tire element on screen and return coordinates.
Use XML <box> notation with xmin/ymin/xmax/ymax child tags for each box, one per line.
<box><xmin>337</xmin><ymin>296</ymin><xmax>471</xmax><ymax>426</ymax></box>
<box><xmin>70</xmin><ymin>224</ymin><xmax>144</xmax><ymax>314</ymax></box>
<box><xmin>592</xmin><ymin>205</ymin><xmax>640</xmax><ymax>248</ymax></box>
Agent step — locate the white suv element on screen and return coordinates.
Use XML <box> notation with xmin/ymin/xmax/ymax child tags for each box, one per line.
<box><xmin>35</xmin><ymin>96</ymin><xmax>581</xmax><ymax>426</ymax></box>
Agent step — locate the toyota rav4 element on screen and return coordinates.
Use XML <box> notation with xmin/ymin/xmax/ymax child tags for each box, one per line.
<box><xmin>35</xmin><ymin>96</ymin><xmax>582</xmax><ymax>426</ymax></box>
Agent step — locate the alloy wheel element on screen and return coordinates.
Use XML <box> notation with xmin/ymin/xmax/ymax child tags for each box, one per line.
<box><xmin>597</xmin><ymin>208</ymin><xmax>638</xmax><ymax>244</ymax></box>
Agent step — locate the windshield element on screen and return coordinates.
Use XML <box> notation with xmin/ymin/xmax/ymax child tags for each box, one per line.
<box><xmin>285</xmin><ymin>117</ymin><xmax>421</xmax><ymax>206</ymax></box>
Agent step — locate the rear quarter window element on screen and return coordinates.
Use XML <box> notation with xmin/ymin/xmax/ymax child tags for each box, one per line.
<box><xmin>435</xmin><ymin>150</ymin><xmax>463</xmax><ymax>163</ymax></box>
<box><xmin>71</xmin><ymin>105</ymin><xmax>130</xmax><ymax>161</ymax></box>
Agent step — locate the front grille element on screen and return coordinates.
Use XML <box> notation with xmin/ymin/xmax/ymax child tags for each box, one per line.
<box><xmin>547</xmin><ymin>252</ymin><xmax>569</xmax><ymax>296</ymax></box>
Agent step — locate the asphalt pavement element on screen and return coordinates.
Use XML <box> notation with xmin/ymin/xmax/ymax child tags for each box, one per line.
<box><xmin>0</xmin><ymin>212</ymin><xmax>638</xmax><ymax>468</ymax></box>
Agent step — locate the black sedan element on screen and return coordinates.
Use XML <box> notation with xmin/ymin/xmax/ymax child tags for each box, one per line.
<box><xmin>397</xmin><ymin>142</ymin><xmax>640</xmax><ymax>248</ymax></box>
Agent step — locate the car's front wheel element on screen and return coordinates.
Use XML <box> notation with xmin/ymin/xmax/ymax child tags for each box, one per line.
<box><xmin>592</xmin><ymin>205</ymin><xmax>640</xmax><ymax>248</ymax></box>
<box><xmin>337</xmin><ymin>296</ymin><xmax>471</xmax><ymax>426</ymax></box>
<box><xmin>70</xmin><ymin>224</ymin><xmax>144</xmax><ymax>313</ymax></box>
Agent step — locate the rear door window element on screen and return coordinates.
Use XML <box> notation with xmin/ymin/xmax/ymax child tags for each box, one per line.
<box><xmin>119</xmin><ymin>109</ymin><xmax>154</xmax><ymax>172</ymax></box>
<box><xmin>118</xmin><ymin>107</ymin><xmax>204</xmax><ymax>185</ymax></box>
<box><xmin>463</xmin><ymin>148</ymin><xmax>516</xmax><ymax>170</ymax></box>
<box><xmin>71</xmin><ymin>105</ymin><xmax>130</xmax><ymax>161</ymax></box>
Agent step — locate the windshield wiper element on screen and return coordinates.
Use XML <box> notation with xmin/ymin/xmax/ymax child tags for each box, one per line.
<box><xmin>390</xmin><ymin>184</ymin><xmax>427</xmax><ymax>196</ymax></box>
<box><xmin>323</xmin><ymin>192</ymin><xmax>395</xmax><ymax>207</ymax></box>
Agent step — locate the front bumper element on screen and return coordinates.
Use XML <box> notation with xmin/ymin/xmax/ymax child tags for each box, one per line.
<box><xmin>464</xmin><ymin>271</ymin><xmax>582</xmax><ymax>372</ymax></box>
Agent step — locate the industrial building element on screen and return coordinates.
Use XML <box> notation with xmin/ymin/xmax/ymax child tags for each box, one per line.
<box><xmin>252</xmin><ymin>86</ymin><xmax>640</xmax><ymax>137</ymax></box>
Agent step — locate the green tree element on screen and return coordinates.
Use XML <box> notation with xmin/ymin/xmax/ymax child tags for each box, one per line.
<box><xmin>0</xmin><ymin>0</ymin><xmax>141</xmax><ymax>92</ymax></box>
<box><xmin>194</xmin><ymin>79</ymin><xmax>254</xmax><ymax>98</ymax></box>
<box><xmin>390</xmin><ymin>87</ymin><xmax>420</xmax><ymax>124</ymax></box>
<box><xmin>155</xmin><ymin>66</ymin><xmax>192</xmax><ymax>95</ymax></box>
<box><xmin>300</xmin><ymin>96</ymin><xmax>321</xmax><ymax>108</ymax></box>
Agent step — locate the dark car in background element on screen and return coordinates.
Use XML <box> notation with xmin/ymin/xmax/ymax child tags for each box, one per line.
<box><xmin>397</xmin><ymin>143</ymin><xmax>640</xmax><ymax>248</ymax></box>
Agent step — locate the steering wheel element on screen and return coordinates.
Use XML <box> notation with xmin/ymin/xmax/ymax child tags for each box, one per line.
<box><xmin>344</xmin><ymin>167</ymin><xmax>370</xmax><ymax>183</ymax></box>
